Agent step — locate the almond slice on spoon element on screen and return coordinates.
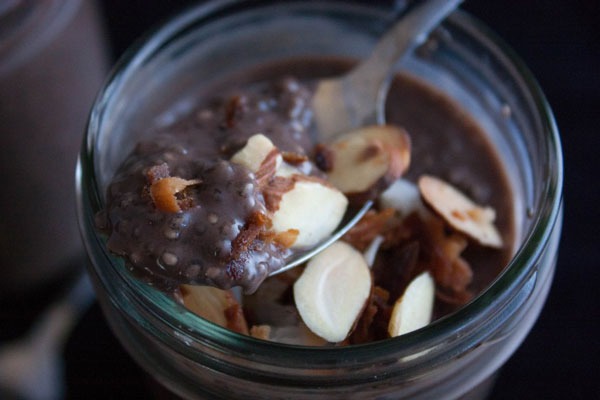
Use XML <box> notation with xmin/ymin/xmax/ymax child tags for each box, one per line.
<box><xmin>230</xmin><ymin>133</ymin><xmax>283</xmax><ymax>187</ymax></box>
<box><xmin>315</xmin><ymin>125</ymin><xmax>411</xmax><ymax>204</ymax></box>
<box><xmin>388</xmin><ymin>271</ymin><xmax>435</xmax><ymax>337</ymax></box>
<box><xmin>293</xmin><ymin>241</ymin><xmax>372</xmax><ymax>342</ymax></box>
<box><xmin>230</xmin><ymin>133</ymin><xmax>281</xmax><ymax>174</ymax></box>
<box><xmin>269</xmin><ymin>177</ymin><xmax>348</xmax><ymax>248</ymax></box>
<box><xmin>418</xmin><ymin>175</ymin><xmax>503</xmax><ymax>248</ymax></box>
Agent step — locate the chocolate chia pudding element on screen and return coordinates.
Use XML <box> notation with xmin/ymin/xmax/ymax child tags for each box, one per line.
<box><xmin>97</xmin><ymin>58</ymin><xmax>516</xmax><ymax>343</ymax></box>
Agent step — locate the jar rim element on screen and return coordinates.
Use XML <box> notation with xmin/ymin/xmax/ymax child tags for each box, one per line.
<box><xmin>77</xmin><ymin>0</ymin><xmax>563</xmax><ymax>368</ymax></box>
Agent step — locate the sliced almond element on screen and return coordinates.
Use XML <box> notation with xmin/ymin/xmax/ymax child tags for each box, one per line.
<box><xmin>293</xmin><ymin>241</ymin><xmax>372</xmax><ymax>342</ymax></box>
<box><xmin>230</xmin><ymin>133</ymin><xmax>282</xmax><ymax>176</ymax></box>
<box><xmin>181</xmin><ymin>284</ymin><xmax>249</xmax><ymax>334</ymax></box>
<box><xmin>418</xmin><ymin>175</ymin><xmax>503</xmax><ymax>248</ymax></box>
<box><xmin>150</xmin><ymin>176</ymin><xmax>201</xmax><ymax>213</ymax></box>
<box><xmin>388</xmin><ymin>271</ymin><xmax>435</xmax><ymax>337</ymax></box>
<box><xmin>316</xmin><ymin>125</ymin><xmax>411</xmax><ymax>203</ymax></box>
<box><xmin>270</xmin><ymin>178</ymin><xmax>348</xmax><ymax>248</ymax></box>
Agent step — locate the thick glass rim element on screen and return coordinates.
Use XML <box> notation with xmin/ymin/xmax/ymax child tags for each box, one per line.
<box><xmin>77</xmin><ymin>0</ymin><xmax>563</xmax><ymax>369</ymax></box>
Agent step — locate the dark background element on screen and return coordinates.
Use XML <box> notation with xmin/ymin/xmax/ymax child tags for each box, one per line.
<box><xmin>62</xmin><ymin>0</ymin><xmax>599</xmax><ymax>398</ymax></box>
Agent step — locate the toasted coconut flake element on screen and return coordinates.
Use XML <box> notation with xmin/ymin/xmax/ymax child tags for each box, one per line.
<box><xmin>273</xmin><ymin>229</ymin><xmax>300</xmax><ymax>248</ymax></box>
<box><xmin>281</xmin><ymin>151</ymin><xmax>309</xmax><ymax>165</ymax></box>
<box><xmin>150</xmin><ymin>177</ymin><xmax>201</xmax><ymax>213</ymax></box>
<box><xmin>406</xmin><ymin>211</ymin><xmax>474</xmax><ymax>297</ymax></box>
<box><xmin>348</xmin><ymin>286</ymin><xmax>392</xmax><ymax>345</ymax></box>
<box><xmin>342</xmin><ymin>208</ymin><xmax>403</xmax><ymax>251</ymax></box>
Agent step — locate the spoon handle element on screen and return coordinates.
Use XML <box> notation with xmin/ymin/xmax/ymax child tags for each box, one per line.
<box><xmin>316</xmin><ymin>0</ymin><xmax>463</xmax><ymax>138</ymax></box>
<box><xmin>356</xmin><ymin>0</ymin><xmax>464</xmax><ymax>81</ymax></box>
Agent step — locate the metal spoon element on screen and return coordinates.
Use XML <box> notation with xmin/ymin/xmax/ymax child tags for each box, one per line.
<box><xmin>270</xmin><ymin>0</ymin><xmax>463</xmax><ymax>276</ymax></box>
<box><xmin>313</xmin><ymin>0</ymin><xmax>463</xmax><ymax>139</ymax></box>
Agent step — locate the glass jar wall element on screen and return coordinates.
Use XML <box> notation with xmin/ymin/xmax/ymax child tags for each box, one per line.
<box><xmin>77</xmin><ymin>1</ymin><xmax>562</xmax><ymax>398</ymax></box>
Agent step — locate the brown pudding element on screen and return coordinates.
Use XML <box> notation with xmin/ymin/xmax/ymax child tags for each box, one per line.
<box><xmin>98</xmin><ymin>58</ymin><xmax>515</xmax><ymax>341</ymax></box>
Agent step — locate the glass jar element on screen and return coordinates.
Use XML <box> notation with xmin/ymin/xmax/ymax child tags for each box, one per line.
<box><xmin>0</xmin><ymin>0</ymin><xmax>108</xmax><ymax>297</ymax></box>
<box><xmin>76</xmin><ymin>1</ymin><xmax>563</xmax><ymax>399</ymax></box>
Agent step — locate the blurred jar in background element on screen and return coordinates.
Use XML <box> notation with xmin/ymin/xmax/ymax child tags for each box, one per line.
<box><xmin>0</xmin><ymin>0</ymin><xmax>108</xmax><ymax>298</ymax></box>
